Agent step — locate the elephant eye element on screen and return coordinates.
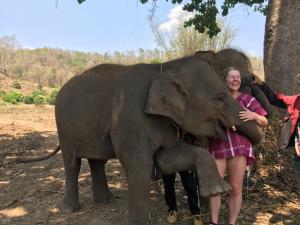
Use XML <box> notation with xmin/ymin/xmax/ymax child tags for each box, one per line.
<box><xmin>216</xmin><ymin>93</ymin><xmax>225</xmax><ymax>101</ymax></box>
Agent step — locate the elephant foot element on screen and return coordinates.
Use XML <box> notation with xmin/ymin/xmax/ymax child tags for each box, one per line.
<box><xmin>199</xmin><ymin>178</ymin><xmax>231</xmax><ymax>197</ymax></box>
<box><xmin>94</xmin><ymin>192</ymin><xmax>113</xmax><ymax>204</ymax></box>
<box><xmin>57</xmin><ymin>199</ymin><xmax>81</xmax><ymax>213</ymax></box>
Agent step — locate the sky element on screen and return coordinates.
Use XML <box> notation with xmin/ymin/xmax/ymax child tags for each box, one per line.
<box><xmin>0</xmin><ymin>0</ymin><xmax>266</xmax><ymax>57</ymax></box>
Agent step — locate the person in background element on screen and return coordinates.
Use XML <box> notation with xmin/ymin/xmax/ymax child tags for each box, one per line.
<box><xmin>252</xmin><ymin>73</ymin><xmax>300</xmax><ymax>190</ymax></box>
<box><xmin>162</xmin><ymin>169</ymin><xmax>203</xmax><ymax>225</ymax></box>
<box><xmin>209</xmin><ymin>67</ymin><xmax>268</xmax><ymax>225</ymax></box>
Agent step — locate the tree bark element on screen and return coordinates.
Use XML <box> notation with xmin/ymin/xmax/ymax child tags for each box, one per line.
<box><xmin>264</xmin><ymin>0</ymin><xmax>300</xmax><ymax>94</ymax></box>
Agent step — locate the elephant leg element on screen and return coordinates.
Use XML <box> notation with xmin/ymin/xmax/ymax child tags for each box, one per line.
<box><xmin>155</xmin><ymin>142</ymin><xmax>231</xmax><ymax>197</ymax></box>
<box><xmin>192</xmin><ymin>146</ymin><xmax>231</xmax><ymax>197</ymax></box>
<box><xmin>119</xmin><ymin>149</ymin><xmax>153</xmax><ymax>225</ymax></box>
<box><xmin>88</xmin><ymin>159</ymin><xmax>113</xmax><ymax>203</ymax></box>
<box><xmin>58</xmin><ymin>151</ymin><xmax>81</xmax><ymax>213</ymax></box>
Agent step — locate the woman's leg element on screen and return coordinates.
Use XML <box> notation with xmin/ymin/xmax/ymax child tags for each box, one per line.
<box><xmin>209</xmin><ymin>159</ymin><xmax>227</xmax><ymax>224</ymax></box>
<box><xmin>162</xmin><ymin>173</ymin><xmax>177</xmax><ymax>212</ymax></box>
<box><xmin>227</xmin><ymin>155</ymin><xmax>247</xmax><ymax>225</ymax></box>
<box><xmin>179</xmin><ymin>170</ymin><xmax>200</xmax><ymax>215</ymax></box>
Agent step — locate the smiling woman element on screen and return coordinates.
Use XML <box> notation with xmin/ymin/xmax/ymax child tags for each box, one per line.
<box><xmin>208</xmin><ymin>66</ymin><xmax>268</xmax><ymax>225</ymax></box>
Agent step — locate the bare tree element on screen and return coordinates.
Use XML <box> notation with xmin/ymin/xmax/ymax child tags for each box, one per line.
<box><xmin>173</xmin><ymin>17</ymin><xmax>237</xmax><ymax>57</ymax></box>
<box><xmin>147</xmin><ymin>1</ymin><xmax>174</xmax><ymax>59</ymax></box>
<box><xmin>148</xmin><ymin>5</ymin><xmax>237</xmax><ymax>59</ymax></box>
<box><xmin>0</xmin><ymin>35</ymin><xmax>20</xmax><ymax>76</ymax></box>
<box><xmin>148</xmin><ymin>18</ymin><xmax>173</xmax><ymax>59</ymax></box>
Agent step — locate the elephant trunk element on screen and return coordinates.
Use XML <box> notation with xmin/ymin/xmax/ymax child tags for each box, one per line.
<box><xmin>250</xmin><ymin>84</ymin><xmax>273</xmax><ymax>117</ymax></box>
<box><xmin>192</xmin><ymin>146</ymin><xmax>231</xmax><ymax>197</ymax></box>
<box><xmin>223</xmin><ymin>96</ymin><xmax>243</xmax><ymax>127</ymax></box>
<box><xmin>223</xmin><ymin>97</ymin><xmax>263</xmax><ymax>145</ymax></box>
<box><xmin>235</xmin><ymin>122</ymin><xmax>262</xmax><ymax>145</ymax></box>
<box><xmin>241</xmin><ymin>76</ymin><xmax>273</xmax><ymax>117</ymax></box>
<box><xmin>215</xmin><ymin>118</ymin><xmax>229</xmax><ymax>141</ymax></box>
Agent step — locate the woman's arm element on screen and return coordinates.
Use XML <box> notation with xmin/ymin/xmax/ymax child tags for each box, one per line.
<box><xmin>239</xmin><ymin>107</ymin><xmax>268</xmax><ymax>127</ymax></box>
<box><xmin>251</xmin><ymin>75</ymin><xmax>287</xmax><ymax>108</ymax></box>
<box><xmin>295</xmin><ymin>127</ymin><xmax>300</xmax><ymax>157</ymax></box>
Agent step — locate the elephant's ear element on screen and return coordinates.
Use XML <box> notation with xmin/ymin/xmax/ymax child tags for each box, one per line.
<box><xmin>145</xmin><ymin>74</ymin><xmax>187</xmax><ymax>125</ymax></box>
<box><xmin>194</xmin><ymin>50</ymin><xmax>215</xmax><ymax>65</ymax></box>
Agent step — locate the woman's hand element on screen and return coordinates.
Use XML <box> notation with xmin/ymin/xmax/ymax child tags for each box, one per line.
<box><xmin>239</xmin><ymin>107</ymin><xmax>268</xmax><ymax>126</ymax></box>
<box><xmin>295</xmin><ymin>140</ymin><xmax>300</xmax><ymax>157</ymax></box>
<box><xmin>295</xmin><ymin>127</ymin><xmax>300</xmax><ymax>157</ymax></box>
<box><xmin>251</xmin><ymin>73</ymin><xmax>264</xmax><ymax>86</ymax></box>
<box><xmin>239</xmin><ymin>107</ymin><xmax>257</xmax><ymax>121</ymax></box>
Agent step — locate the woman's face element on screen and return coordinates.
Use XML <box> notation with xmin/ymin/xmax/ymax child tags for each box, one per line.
<box><xmin>226</xmin><ymin>69</ymin><xmax>241</xmax><ymax>92</ymax></box>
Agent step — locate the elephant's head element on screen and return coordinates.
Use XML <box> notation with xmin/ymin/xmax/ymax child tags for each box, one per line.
<box><xmin>194</xmin><ymin>48</ymin><xmax>273</xmax><ymax>117</ymax></box>
<box><xmin>145</xmin><ymin>57</ymin><xmax>260</xmax><ymax>142</ymax></box>
<box><xmin>194</xmin><ymin>49</ymin><xmax>252</xmax><ymax>79</ymax></box>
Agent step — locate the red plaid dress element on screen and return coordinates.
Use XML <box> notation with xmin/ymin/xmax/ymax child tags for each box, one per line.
<box><xmin>209</xmin><ymin>93</ymin><xmax>267</xmax><ymax>166</ymax></box>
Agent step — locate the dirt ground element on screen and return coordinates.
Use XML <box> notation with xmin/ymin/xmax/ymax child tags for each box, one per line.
<box><xmin>0</xmin><ymin>105</ymin><xmax>299</xmax><ymax>225</ymax></box>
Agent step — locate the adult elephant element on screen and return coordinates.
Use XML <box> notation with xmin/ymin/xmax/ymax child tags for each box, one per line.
<box><xmin>194</xmin><ymin>48</ymin><xmax>273</xmax><ymax>117</ymax></box>
<box><xmin>18</xmin><ymin>56</ymin><xmax>262</xmax><ymax>225</ymax></box>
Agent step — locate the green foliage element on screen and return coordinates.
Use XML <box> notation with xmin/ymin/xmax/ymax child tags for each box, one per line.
<box><xmin>21</xmin><ymin>88</ymin><xmax>60</xmax><ymax>105</ymax></box>
<box><xmin>23</xmin><ymin>89</ymin><xmax>46</xmax><ymax>104</ymax></box>
<box><xmin>47</xmin><ymin>88</ymin><xmax>59</xmax><ymax>105</ymax></box>
<box><xmin>33</xmin><ymin>95</ymin><xmax>47</xmax><ymax>105</ymax></box>
<box><xmin>67</xmin><ymin>51</ymin><xmax>87</xmax><ymax>73</ymax></box>
<box><xmin>142</xmin><ymin>0</ymin><xmax>268</xmax><ymax>36</ymax></box>
<box><xmin>150</xmin><ymin>58</ymin><xmax>161</xmax><ymax>64</ymax></box>
<box><xmin>23</xmin><ymin>95</ymin><xmax>34</xmax><ymax>104</ymax></box>
<box><xmin>184</xmin><ymin>1</ymin><xmax>220</xmax><ymax>37</ymax></box>
<box><xmin>222</xmin><ymin>0</ymin><xmax>268</xmax><ymax>16</ymax></box>
<box><xmin>11</xmin><ymin>81</ymin><xmax>22</xmax><ymax>89</ymax></box>
<box><xmin>0</xmin><ymin>90</ymin><xmax>6</xmax><ymax>98</ymax></box>
<box><xmin>31</xmin><ymin>89</ymin><xmax>47</xmax><ymax>97</ymax></box>
<box><xmin>3</xmin><ymin>91</ymin><xmax>23</xmax><ymax>104</ymax></box>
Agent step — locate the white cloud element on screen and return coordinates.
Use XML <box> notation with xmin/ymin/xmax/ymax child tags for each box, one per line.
<box><xmin>159</xmin><ymin>5</ymin><xmax>193</xmax><ymax>32</ymax></box>
<box><xmin>22</xmin><ymin>45</ymin><xmax>35</xmax><ymax>50</ymax></box>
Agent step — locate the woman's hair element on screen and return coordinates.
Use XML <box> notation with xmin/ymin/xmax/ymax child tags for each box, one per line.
<box><xmin>222</xmin><ymin>66</ymin><xmax>240</xmax><ymax>80</ymax></box>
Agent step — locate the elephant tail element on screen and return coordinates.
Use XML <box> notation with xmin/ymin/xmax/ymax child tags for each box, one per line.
<box><xmin>16</xmin><ymin>145</ymin><xmax>61</xmax><ymax>163</ymax></box>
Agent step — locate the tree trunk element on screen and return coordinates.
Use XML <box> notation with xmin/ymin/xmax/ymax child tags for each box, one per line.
<box><xmin>264</xmin><ymin>0</ymin><xmax>300</xmax><ymax>94</ymax></box>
